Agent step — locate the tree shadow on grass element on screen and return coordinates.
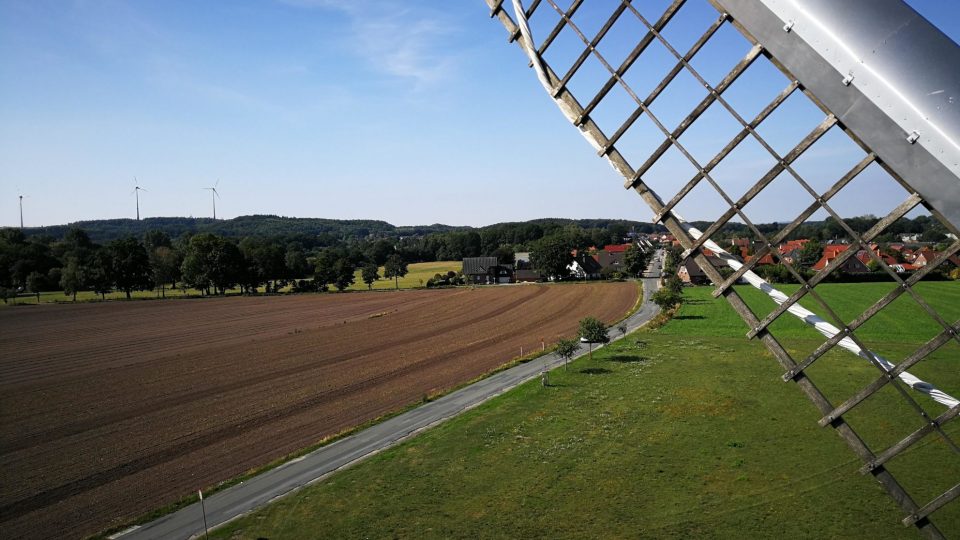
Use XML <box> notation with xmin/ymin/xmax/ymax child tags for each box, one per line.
<box><xmin>608</xmin><ymin>355</ymin><xmax>647</xmax><ymax>363</ymax></box>
<box><xmin>579</xmin><ymin>367</ymin><xmax>612</xmax><ymax>375</ymax></box>
<box><xmin>673</xmin><ymin>315</ymin><xmax>705</xmax><ymax>320</ymax></box>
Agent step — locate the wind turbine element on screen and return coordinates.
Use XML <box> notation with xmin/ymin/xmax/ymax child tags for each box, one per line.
<box><xmin>203</xmin><ymin>180</ymin><xmax>221</xmax><ymax>220</ymax></box>
<box><xmin>132</xmin><ymin>178</ymin><xmax>147</xmax><ymax>221</ymax></box>
<box><xmin>17</xmin><ymin>190</ymin><xmax>28</xmax><ymax>229</ymax></box>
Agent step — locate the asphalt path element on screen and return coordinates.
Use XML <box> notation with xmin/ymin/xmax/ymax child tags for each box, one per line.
<box><xmin>119</xmin><ymin>258</ymin><xmax>663</xmax><ymax>540</ymax></box>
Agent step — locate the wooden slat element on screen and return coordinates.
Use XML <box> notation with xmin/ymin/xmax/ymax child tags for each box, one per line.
<box><xmin>577</xmin><ymin>0</ymin><xmax>687</xmax><ymax>125</ymax></box>
<box><xmin>817</xmin><ymin>322</ymin><xmax>960</xmax><ymax>427</ymax></box>
<box><xmin>627</xmin><ymin>44</ymin><xmax>762</xmax><ymax>185</ymax></box>
<box><xmin>862</xmin><ymin>405</ymin><xmax>960</xmax><ymax>474</ymax></box>
<box><xmin>599</xmin><ymin>12</ymin><xmax>727</xmax><ymax>154</ymax></box>
<box><xmin>661</xmin><ymin>81</ymin><xmax>799</xmax><ymax>229</ymax></box>
<box><xmin>600</xmin><ymin>11</ymin><xmax>725</xmax><ymax>156</ymax></box>
<box><xmin>904</xmin><ymin>484</ymin><xmax>960</xmax><ymax>527</ymax></box>
<box><xmin>550</xmin><ymin>1</ymin><xmax>627</xmax><ymax>97</ymax></box>
<box><xmin>535</xmin><ymin>0</ymin><xmax>584</xmax><ymax>61</ymax></box>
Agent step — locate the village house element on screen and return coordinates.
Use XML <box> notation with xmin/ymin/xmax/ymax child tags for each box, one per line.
<box><xmin>778</xmin><ymin>239</ymin><xmax>810</xmax><ymax>265</ymax></box>
<box><xmin>568</xmin><ymin>254</ymin><xmax>602</xmax><ymax>279</ymax></box>
<box><xmin>676</xmin><ymin>256</ymin><xmax>725</xmax><ymax>285</ymax></box>
<box><xmin>900</xmin><ymin>233</ymin><xmax>922</xmax><ymax>243</ymax></box>
<box><xmin>913</xmin><ymin>248</ymin><xmax>938</xmax><ymax>267</ymax></box>
<box><xmin>595</xmin><ymin>243</ymin><xmax>631</xmax><ymax>273</ymax></box>
<box><xmin>812</xmin><ymin>245</ymin><xmax>870</xmax><ymax>273</ymax></box>
<box><xmin>462</xmin><ymin>257</ymin><xmax>512</xmax><ymax>285</ymax></box>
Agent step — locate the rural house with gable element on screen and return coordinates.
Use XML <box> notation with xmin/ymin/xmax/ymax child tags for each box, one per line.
<box><xmin>462</xmin><ymin>257</ymin><xmax>512</xmax><ymax>285</ymax></box>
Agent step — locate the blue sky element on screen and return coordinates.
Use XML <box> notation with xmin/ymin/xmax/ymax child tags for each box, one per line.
<box><xmin>1</xmin><ymin>0</ymin><xmax>958</xmax><ymax>228</ymax></box>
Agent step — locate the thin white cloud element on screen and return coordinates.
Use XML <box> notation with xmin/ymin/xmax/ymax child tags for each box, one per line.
<box><xmin>278</xmin><ymin>0</ymin><xmax>460</xmax><ymax>87</ymax></box>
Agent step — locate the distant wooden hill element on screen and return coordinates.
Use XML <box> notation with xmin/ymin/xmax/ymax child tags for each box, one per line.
<box><xmin>18</xmin><ymin>215</ymin><xmax>464</xmax><ymax>243</ymax></box>
<box><xmin>17</xmin><ymin>216</ymin><xmax>658</xmax><ymax>244</ymax></box>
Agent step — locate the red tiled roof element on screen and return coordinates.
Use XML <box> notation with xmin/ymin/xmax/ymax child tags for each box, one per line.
<box><xmin>813</xmin><ymin>255</ymin><xmax>832</xmax><ymax>271</ymax></box>
<box><xmin>603</xmin><ymin>243</ymin><xmax>632</xmax><ymax>253</ymax></box>
<box><xmin>824</xmin><ymin>244</ymin><xmax>849</xmax><ymax>253</ymax></box>
<box><xmin>778</xmin><ymin>239</ymin><xmax>810</xmax><ymax>254</ymax></box>
<box><xmin>746</xmin><ymin>253</ymin><xmax>775</xmax><ymax>265</ymax></box>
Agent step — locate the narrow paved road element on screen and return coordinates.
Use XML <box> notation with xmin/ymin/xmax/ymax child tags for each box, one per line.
<box><xmin>120</xmin><ymin>265</ymin><xmax>662</xmax><ymax>539</ymax></box>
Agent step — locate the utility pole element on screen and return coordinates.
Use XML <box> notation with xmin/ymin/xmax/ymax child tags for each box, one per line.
<box><xmin>198</xmin><ymin>489</ymin><xmax>209</xmax><ymax>539</ymax></box>
<box><xmin>19</xmin><ymin>195</ymin><xmax>24</xmax><ymax>229</ymax></box>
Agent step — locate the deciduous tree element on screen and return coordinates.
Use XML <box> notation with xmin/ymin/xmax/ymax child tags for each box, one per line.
<box><xmin>578</xmin><ymin>316</ymin><xmax>610</xmax><ymax>360</ymax></box>
<box><xmin>622</xmin><ymin>245</ymin><xmax>648</xmax><ymax>277</ymax></box>
<box><xmin>284</xmin><ymin>244</ymin><xmax>309</xmax><ymax>279</ymax></box>
<box><xmin>651</xmin><ymin>287</ymin><xmax>683</xmax><ymax>311</ymax></box>
<box><xmin>383</xmin><ymin>254</ymin><xmax>408</xmax><ymax>290</ymax></box>
<box><xmin>555</xmin><ymin>337</ymin><xmax>580</xmax><ymax>370</ymax></box>
<box><xmin>150</xmin><ymin>246</ymin><xmax>181</xmax><ymax>298</ymax></box>
<box><xmin>108</xmin><ymin>237</ymin><xmax>152</xmax><ymax>299</ymax></box>
<box><xmin>798</xmin><ymin>239</ymin><xmax>823</xmax><ymax>269</ymax></box>
<box><xmin>60</xmin><ymin>257</ymin><xmax>84</xmax><ymax>301</ymax></box>
<box><xmin>313</xmin><ymin>250</ymin><xmax>338</xmax><ymax>292</ymax></box>
<box><xmin>361</xmin><ymin>263</ymin><xmax>380</xmax><ymax>289</ymax></box>
<box><xmin>332</xmin><ymin>258</ymin><xmax>355</xmax><ymax>292</ymax></box>
<box><xmin>530</xmin><ymin>236</ymin><xmax>573</xmax><ymax>281</ymax></box>
<box><xmin>180</xmin><ymin>234</ymin><xmax>242</xmax><ymax>295</ymax></box>
<box><xmin>26</xmin><ymin>271</ymin><xmax>44</xmax><ymax>303</ymax></box>
<box><xmin>88</xmin><ymin>249</ymin><xmax>115</xmax><ymax>300</ymax></box>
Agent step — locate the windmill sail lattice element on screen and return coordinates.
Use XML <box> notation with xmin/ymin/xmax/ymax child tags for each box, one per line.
<box><xmin>485</xmin><ymin>0</ymin><xmax>960</xmax><ymax>536</ymax></box>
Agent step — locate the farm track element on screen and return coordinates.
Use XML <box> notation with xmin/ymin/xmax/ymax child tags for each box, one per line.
<box><xmin>0</xmin><ymin>283</ymin><xmax>638</xmax><ymax>539</ymax></box>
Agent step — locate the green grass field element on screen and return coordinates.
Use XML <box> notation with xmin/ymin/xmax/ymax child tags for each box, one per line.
<box><xmin>347</xmin><ymin>261</ymin><xmax>461</xmax><ymax>291</ymax></box>
<box><xmin>3</xmin><ymin>286</ymin><xmax>216</xmax><ymax>305</ymax></box>
<box><xmin>661</xmin><ymin>282</ymin><xmax>960</xmax><ymax>344</ymax></box>
<box><xmin>210</xmin><ymin>282</ymin><xmax>960</xmax><ymax>539</ymax></box>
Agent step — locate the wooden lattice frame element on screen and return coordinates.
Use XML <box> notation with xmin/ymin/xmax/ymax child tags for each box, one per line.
<box><xmin>485</xmin><ymin>1</ymin><xmax>960</xmax><ymax>537</ymax></box>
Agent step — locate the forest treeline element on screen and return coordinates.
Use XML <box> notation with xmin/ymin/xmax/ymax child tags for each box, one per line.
<box><xmin>18</xmin><ymin>215</ymin><xmax>658</xmax><ymax>245</ymax></box>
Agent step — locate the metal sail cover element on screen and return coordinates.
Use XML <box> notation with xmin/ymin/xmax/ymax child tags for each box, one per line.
<box><xmin>484</xmin><ymin>0</ymin><xmax>960</xmax><ymax>537</ymax></box>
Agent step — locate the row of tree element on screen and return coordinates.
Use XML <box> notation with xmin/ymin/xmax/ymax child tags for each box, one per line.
<box><xmin>0</xmin><ymin>228</ymin><xmax>413</xmax><ymax>302</ymax></box>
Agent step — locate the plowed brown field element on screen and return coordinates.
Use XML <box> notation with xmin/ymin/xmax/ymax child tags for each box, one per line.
<box><xmin>0</xmin><ymin>282</ymin><xmax>637</xmax><ymax>539</ymax></box>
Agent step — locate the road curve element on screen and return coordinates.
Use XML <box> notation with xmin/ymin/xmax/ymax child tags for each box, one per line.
<box><xmin>120</xmin><ymin>272</ymin><xmax>662</xmax><ymax>540</ymax></box>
